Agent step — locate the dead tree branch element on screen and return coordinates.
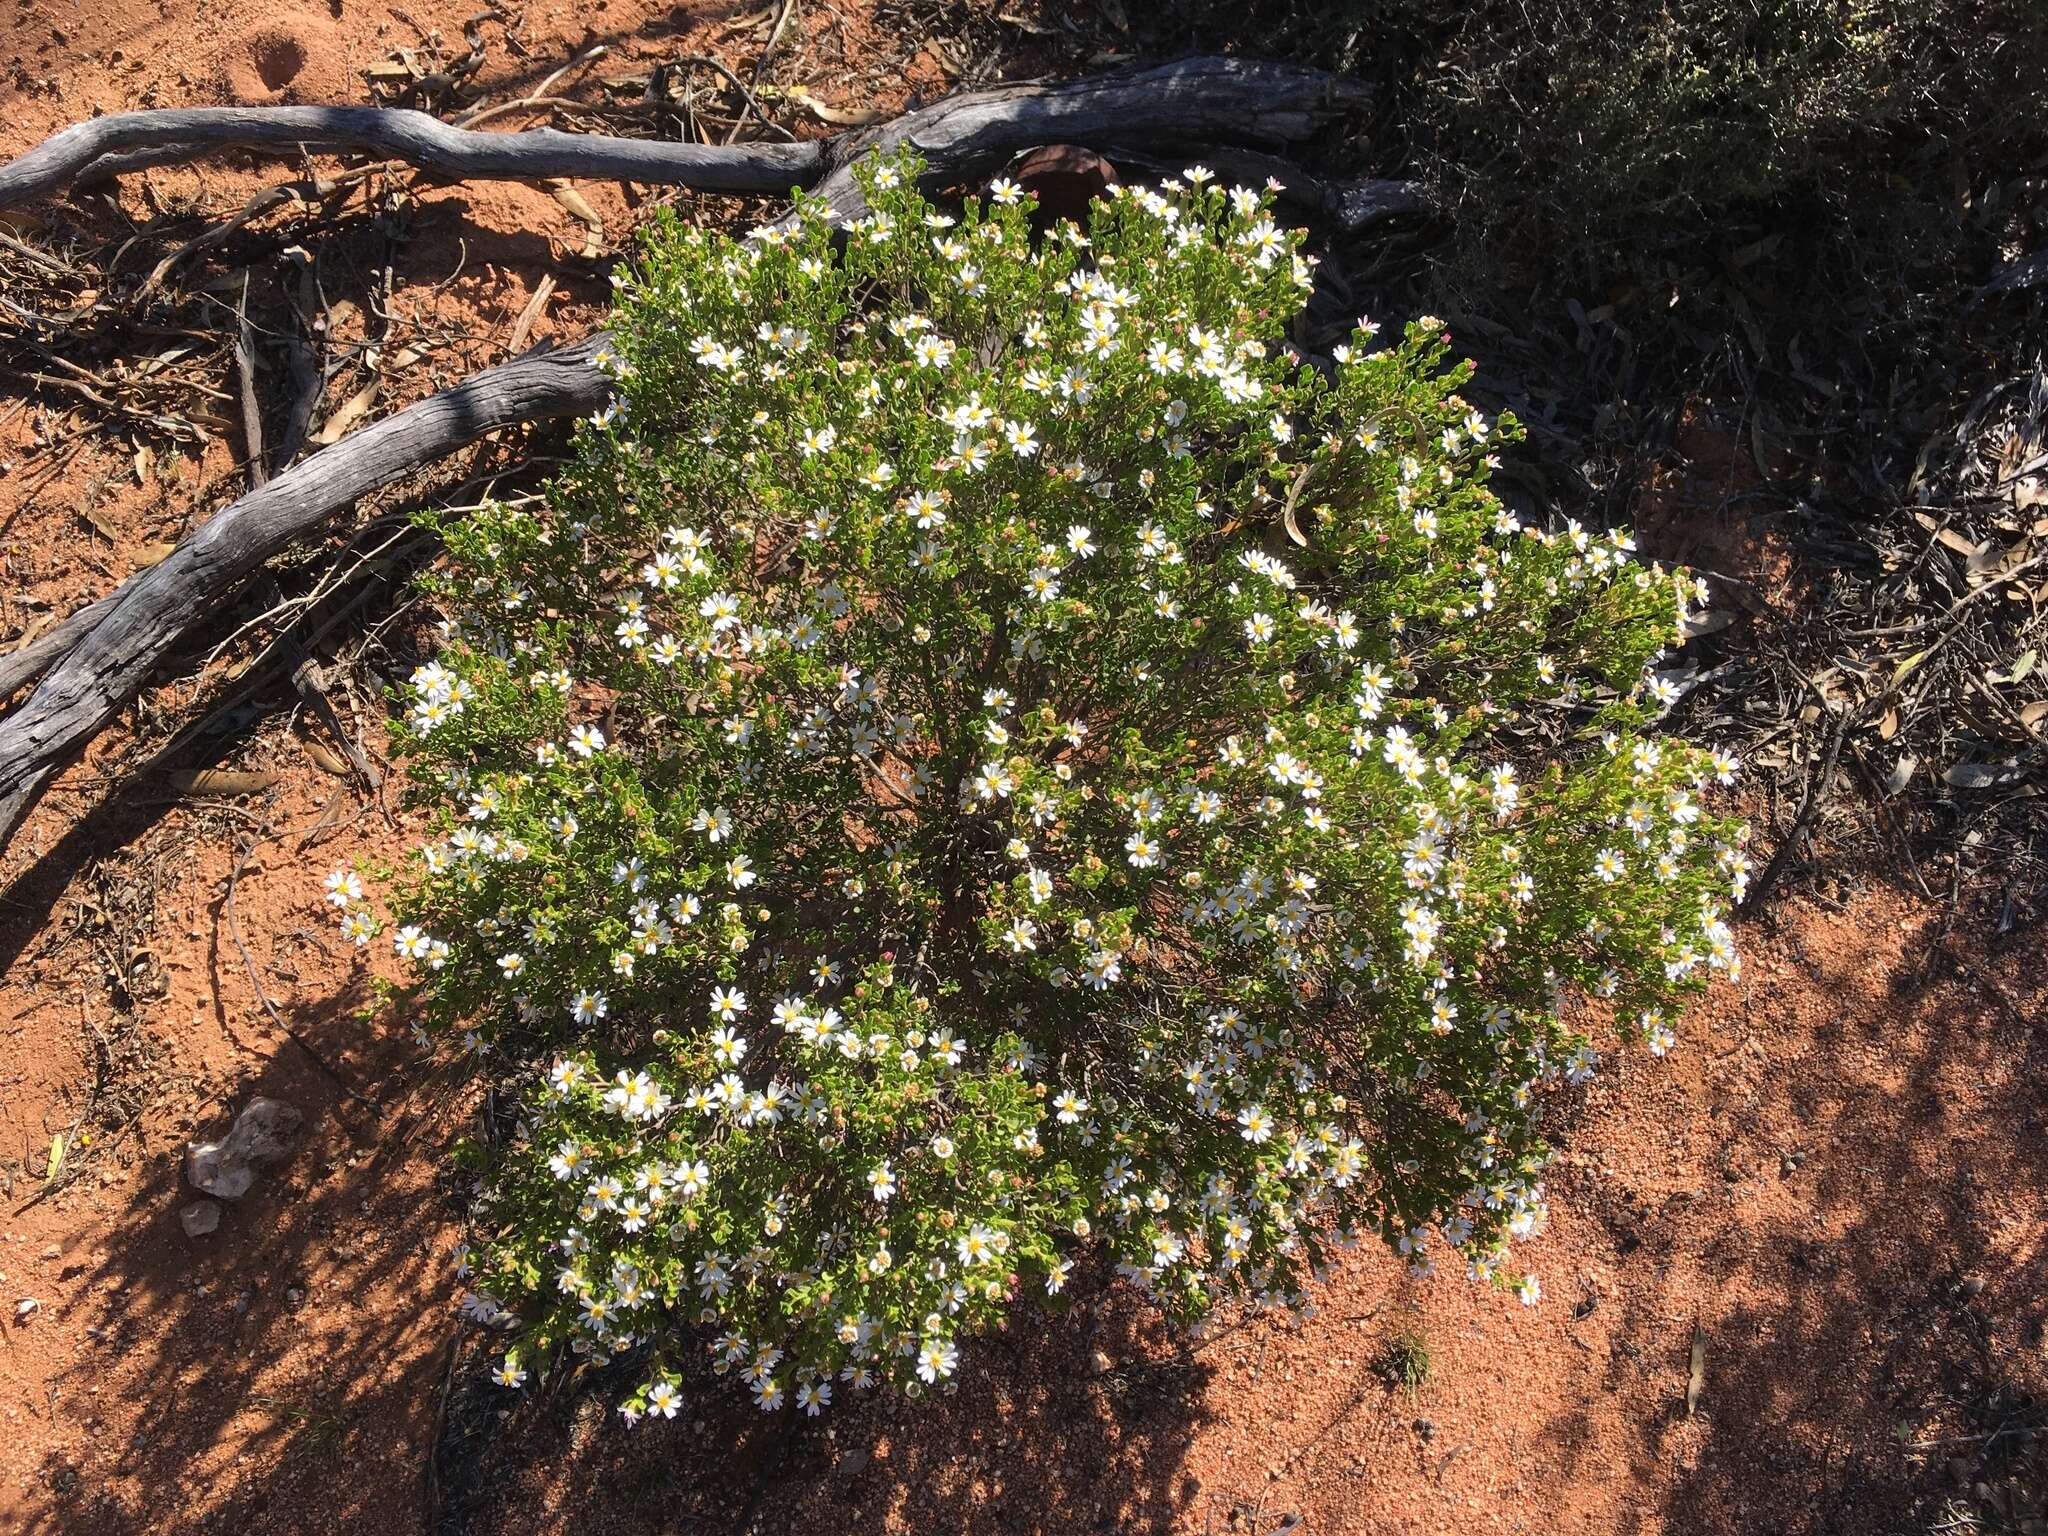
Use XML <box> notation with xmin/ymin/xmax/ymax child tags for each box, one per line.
<box><xmin>0</xmin><ymin>335</ymin><xmax>610</xmax><ymax>846</ymax></box>
<box><xmin>0</xmin><ymin>106</ymin><xmax>819</xmax><ymax>209</ymax></box>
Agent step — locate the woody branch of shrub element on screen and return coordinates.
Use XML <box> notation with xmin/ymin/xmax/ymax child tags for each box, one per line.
<box><xmin>0</xmin><ymin>56</ymin><xmax>1433</xmax><ymax>854</ymax></box>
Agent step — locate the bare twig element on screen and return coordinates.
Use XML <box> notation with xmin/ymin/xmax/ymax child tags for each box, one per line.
<box><xmin>233</xmin><ymin>273</ymin><xmax>268</xmax><ymax>488</ymax></box>
<box><xmin>453</xmin><ymin>44</ymin><xmax>611</xmax><ymax>131</ymax></box>
<box><xmin>1744</xmin><ymin>702</ymin><xmax>1850</xmax><ymax>912</ymax></box>
<box><xmin>504</xmin><ymin>273</ymin><xmax>555</xmax><ymax>356</ymax></box>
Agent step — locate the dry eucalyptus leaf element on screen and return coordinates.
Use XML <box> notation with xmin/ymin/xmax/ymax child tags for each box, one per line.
<box><xmin>313</xmin><ymin>381</ymin><xmax>379</xmax><ymax>445</ymax></box>
<box><xmin>787</xmin><ymin>85</ymin><xmax>885</xmax><ymax>126</ymax></box>
<box><xmin>1885</xmin><ymin>754</ymin><xmax>1918</xmax><ymax>796</ymax></box>
<box><xmin>166</xmin><ymin>769</ymin><xmax>282</xmax><ymax>796</ymax></box>
<box><xmin>1943</xmin><ymin>761</ymin><xmax>2018</xmax><ymax>790</ymax></box>
<box><xmin>1937</xmin><ymin>527</ymin><xmax>1981</xmax><ymax>559</ymax></box>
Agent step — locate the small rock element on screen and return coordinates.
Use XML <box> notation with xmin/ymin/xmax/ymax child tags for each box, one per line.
<box><xmin>1089</xmin><ymin>1349</ymin><xmax>1114</xmax><ymax>1373</ymax></box>
<box><xmin>40</xmin><ymin>1244</ymin><xmax>60</xmax><ymax>1260</ymax></box>
<box><xmin>180</xmin><ymin>1201</ymin><xmax>222</xmax><ymax>1238</ymax></box>
<box><xmin>1413</xmin><ymin>1417</ymin><xmax>1436</xmax><ymax>1442</ymax></box>
<box><xmin>15</xmin><ymin>1297</ymin><xmax>38</xmax><ymax>1320</ymax></box>
<box><xmin>186</xmin><ymin>1097</ymin><xmax>303</xmax><ymax>1200</ymax></box>
<box><xmin>1962</xmin><ymin>1275</ymin><xmax>1986</xmax><ymax>1297</ymax></box>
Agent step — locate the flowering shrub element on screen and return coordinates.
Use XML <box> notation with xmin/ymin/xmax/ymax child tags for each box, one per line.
<box><xmin>335</xmin><ymin>153</ymin><xmax>1747</xmax><ymax>1418</ymax></box>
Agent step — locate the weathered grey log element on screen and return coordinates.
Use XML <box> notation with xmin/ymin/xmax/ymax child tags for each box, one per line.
<box><xmin>0</xmin><ymin>56</ymin><xmax>1376</xmax><ymax>851</ymax></box>
<box><xmin>0</xmin><ymin>57</ymin><xmax>1364</xmax><ymax>215</ymax></box>
<box><xmin>0</xmin><ymin>335</ymin><xmax>611</xmax><ymax>845</ymax></box>
<box><xmin>0</xmin><ymin>597</ymin><xmax>114</xmax><ymax>705</ymax></box>
<box><xmin>0</xmin><ymin>109</ymin><xmax>820</xmax><ymax>210</ymax></box>
<box><xmin>1106</xmin><ymin>144</ymin><xmax>1432</xmax><ymax>234</ymax></box>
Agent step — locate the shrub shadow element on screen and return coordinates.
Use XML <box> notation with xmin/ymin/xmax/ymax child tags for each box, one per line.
<box><xmin>450</xmin><ymin>1269</ymin><xmax>1212</xmax><ymax>1536</ymax></box>
<box><xmin>3</xmin><ymin>806</ymin><xmax>466</xmax><ymax>1536</ymax></box>
<box><xmin>1535</xmin><ymin>909</ymin><xmax>2048</xmax><ymax>1535</ymax></box>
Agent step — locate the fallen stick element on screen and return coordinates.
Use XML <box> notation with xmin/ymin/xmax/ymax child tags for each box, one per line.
<box><xmin>0</xmin><ymin>57</ymin><xmax>1382</xmax><ymax>852</ymax></box>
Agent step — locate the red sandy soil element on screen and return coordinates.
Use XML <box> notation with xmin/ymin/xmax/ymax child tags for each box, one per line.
<box><xmin>2</xmin><ymin>4</ymin><xmax>2045</xmax><ymax>1535</ymax></box>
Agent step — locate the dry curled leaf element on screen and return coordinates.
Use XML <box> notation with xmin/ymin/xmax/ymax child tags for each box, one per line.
<box><xmin>786</xmin><ymin>85</ymin><xmax>885</xmax><ymax>126</ymax></box>
<box><xmin>312</xmin><ymin>381</ymin><xmax>379</xmax><ymax>445</ymax></box>
<box><xmin>1943</xmin><ymin>760</ymin><xmax>2020</xmax><ymax>790</ymax></box>
<box><xmin>165</xmin><ymin>769</ymin><xmax>281</xmax><ymax>796</ymax></box>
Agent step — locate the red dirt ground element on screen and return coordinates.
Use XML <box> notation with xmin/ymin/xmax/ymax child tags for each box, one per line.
<box><xmin>2</xmin><ymin>4</ymin><xmax>2044</xmax><ymax>1535</ymax></box>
